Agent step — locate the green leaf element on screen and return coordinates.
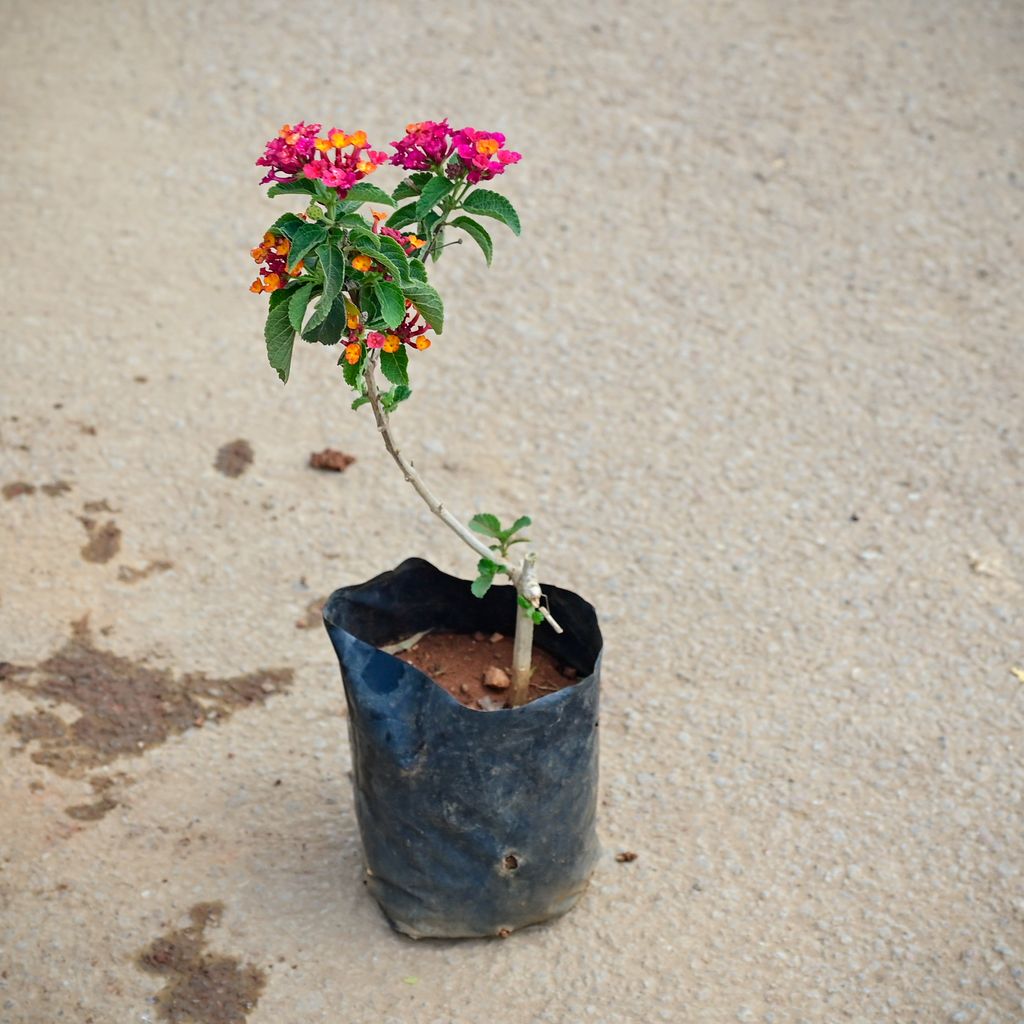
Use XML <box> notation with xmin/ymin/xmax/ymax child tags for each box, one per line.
<box><xmin>380</xmin><ymin>384</ymin><xmax>413</xmax><ymax>412</ymax></box>
<box><xmin>379</xmin><ymin>346</ymin><xmax>409</xmax><ymax>386</ymax></box>
<box><xmin>269</xmin><ymin>213</ymin><xmax>305</xmax><ymax>240</ymax></box>
<box><xmin>469</xmin><ymin>513</ymin><xmax>502</xmax><ymax>539</ymax></box>
<box><xmin>267</xmin><ymin>179</ymin><xmax>320</xmax><ymax>199</ymax></box>
<box><xmin>506</xmin><ymin>515</ymin><xmax>532</xmax><ymax>537</ymax></box>
<box><xmin>342</xmin><ymin>348</ymin><xmax>366</xmax><ymax>389</ymax></box>
<box><xmin>348</xmin><ymin>226</ymin><xmax>380</xmax><ymax>249</ymax></box>
<box><xmin>351</xmin><ymin>395</ymin><xmax>370</xmax><ymax>410</ymax></box>
<box><xmin>392</xmin><ymin>172</ymin><xmax>432</xmax><ymax>201</ymax></box>
<box><xmin>268</xmin><ymin>278</ymin><xmax>305</xmax><ymax>307</ymax></box>
<box><xmin>376</xmin><ymin>235</ymin><xmax>411</xmax><ymax>280</ymax></box>
<box><xmin>264</xmin><ymin>301</ymin><xmax>295</xmax><ymax>383</ymax></box>
<box><xmin>374</xmin><ymin>280</ymin><xmax>406</xmax><ymax>329</ymax></box>
<box><xmin>344</xmin><ymin>181</ymin><xmax>396</xmax><ymax>207</ymax></box>
<box><xmin>517</xmin><ymin>594</ymin><xmax>532</xmax><ymax>611</ymax></box>
<box><xmin>471</xmin><ymin>574</ymin><xmax>495</xmax><ymax>599</ymax></box>
<box><xmin>315</xmin><ymin>243</ymin><xmax>344</xmax><ymax>301</ymax></box>
<box><xmin>451</xmin><ymin>216</ymin><xmax>493</xmax><ymax>265</ymax></box>
<box><xmin>400</xmin><ymin>281</ymin><xmax>444</xmax><ymax>334</ymax></box>
<box><xmin>303</xmin><ymin>293</ymin><xmax>335</xmax><ymax>335</ymax></box>
<box><xmin>386</xmin><ymin>204</ymin><xmax>420</xmax><ymax>231</ymax></box>
<box><xmin>460</xmin><ymin>189</ymin><xmax>521</xmax><ymax>235</ymax></box>
<box><xmin>287</xmin><ymin>223</ymin><xmax>328</xmax><ymax>271</ymax></box>
<box><xmin>302</xmin><ymin>295</ymin><xmax>347</xmax><ymax>345</ymax></box>
<box><xmin>408</xmin><ymin>259</ymin><xmax>428</xmax><ymax>283</ymax></box>
<box><xmin>416</xmin><ymin>177</ymin><xmax>454</xmax><ymax>220</ymax></box>
<box><xmin>335</xmin><ymin>213</ymin><xmax>369</xmax><ymax>230</ymax></box>
<box><xmin>477</xmin><ymin>557</ymin><xmax>503</xmax><ymax>576</ymax></box>
<box><xmin>361</xmin><ymin>287</ymin><xmax>383</xmax><ymax>330</ymax></box>
<box><xmin>287</xmin><ymin>283</ymin><xmax>316</xmax><ymax>332</ymax></box>
<box><xmin>531</xmin><ymin>608</ymin><xmax>544</xmax><ymax>625</ymax></box>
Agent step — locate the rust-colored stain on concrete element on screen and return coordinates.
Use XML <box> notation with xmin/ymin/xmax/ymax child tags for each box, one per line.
<box><xmin>138</xmin><ymin>902</ymin><xmax>266</xmax><ymax>1024</ymax></box>
<box><xmin>214</xmin><ymin>440</ymin><xmax>253</xmax><ymax>478</ymax></box>
<box><xmin>118</xmin><ymin>559</ymin><xmax>174</xmax><ymax>583</ymax></box>
<box><xmin>2</xmin><ymin>619</ymin><xmax>293</xmax><ymax>778</ymax></box>
<box><xmin>79</xmin><ymin>517</ymin><xmax>122</xmax><ymax>563</ymax></box>
<box><xmin>3</xmin><ymin>480</ymin><xmax>73</xmax><ymax>499</ymax></box>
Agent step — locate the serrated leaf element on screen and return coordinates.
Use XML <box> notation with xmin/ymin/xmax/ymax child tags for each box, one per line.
<box><xmin>374</xmin><ymin>280</ymin><xmax>406</xmax><ymax>329</ymax></box>
<box><xmin>460</xmin><ymin>189</ymin><xmax>521</xmax><ymax>235</ymax></box>
<box><xmin>392</xmin><ymin>178</ymin><xmax>424</xmax><ymax>201</ymax></box>
<box><xmin>303</xmin><ymin>294</ymin><xmax>346</xmax><ymax>344</ymax></box>
<box><xmin>451</xmin><ymin>215</ymin><xmax>493</xmax><ymax>265</ymax></box>
<box><xmin>416</xmin><ymin>176</ymin><xmax>454</xmax><ymax>220</ymax></box>
<box><xmin>287</xmin><ymin>223</ymin><xmax>328</xmax><ymax>271</ymax></box>
<box><xmin>304</xmin><ymin>293</ymin><xmax>335</xmax><ymax>335</ymax></box>
<box><xmin>408</xmin><ymin>259</ymin><xmax>428</xmax><ymax>283</ymax></box>
<box><xmin>287</xmin><ymin>283</ymin><xmax>316</xmax><ymax>332</ymax></box>
<box><xmin>348</xmin><ymin>226</ymin><xmax>380</xmax><ymax>250</ymax></box>
<box><xmin>471</xmin><ymin>574</ymin><xmax>495</xmax><ymax>599</ymax></box>
<box><xmin>401</xmin><ymin>281</ymin><xmax>444</xmax><ymax>334</ymax></box>
<box><xmin>506</xmin><ymin>515</ymin><xmax>532</xmax><ymax>536</ymax></box>
<box><xmin>392</xmin><ymin>171</ymin><xmax>431</xmax><ymax>202</ymax></box>
<box><xmin>376</xmin><ymin>235</ymin><xmax>411</xmax><ymax>280</ymax></box>
<box><xmin>386</xmin><ymin>204</ymin><xmax>420</xmax><ymax>231</ymax></box>
<box><xmin>265</xmin><ymin>301</ymin><xmax>295</xmax><ymax>383</ymax></box>
<box><xmin>351</xmin><ymin>395</ymin><xmax>370</xmax><ymax>410</ymax></box>
<box><xmin>268</xmin><ymin>278</ymin><xmax>304</xmax><ymax>307</ymax></box>
<box><xmin>267</xmin><ymin>179</ymin><xmax>320</xmax><ymax>198</ymax></box>
<box><xmin>315</xmin><ymin>243</ymin><xmax>344</xmax><ymax>302</ymax></box>
<box><xmin>469</xmin><ymin>513</ymin><xmax>503</xmax><ymax>539</ymax></box>
<box><xmin>477</xmin><ymin>557</ymin><xmax>503</xmax><ymax>576</ymax></box>
<box><xmin>344</xmin><ymin>181</ymin><xmax>396</xmax><ymax>206</ymax></box>
<box><xmin>269</xmin><ymin>212</ymin><xmax>305</xmax><ymax>240</ymax></box>
<box><xmin>342</xmin><ymin>349</ymin><xmax>365</xmax><ymax>389</ymax></box>
<box><xmin>379</xmin><ymin>346</ymin><xmax>409</xmax><ymax>386</ymax></box>
<box><xmin>335</xmin><ymin>213</ymin><xmax>369</xmax><ymax>230</ymax></box>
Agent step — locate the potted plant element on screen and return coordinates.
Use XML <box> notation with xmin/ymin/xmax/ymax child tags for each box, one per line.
<box><xmin>249</xmin><ymin>119</ymin><xmax>603</xmax><ymax>939</ymax></box>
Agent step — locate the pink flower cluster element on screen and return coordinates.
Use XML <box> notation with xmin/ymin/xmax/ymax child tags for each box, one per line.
<box><xmin>389</xmin><ymin>121</ymin><xmax>521</xmax><ymax>183</ymax></box>
<box><xmin>452</xmin><ymin>127</ymin><xmax>521</xmax><ymax>183</ymax></box>
<box><xmin>257</xmin><ymin>122</ymin><xmax>321</xmax><ymax>184</ymax></box>
<box><xmin>256</xmin><ymin>124</ymin><xmax>386</xmax><ymax>197</ymax></box>
<box><xmin>390</xmin><ymin>120</ymin><xmax>454</xmax><ymax>171</ymax></box>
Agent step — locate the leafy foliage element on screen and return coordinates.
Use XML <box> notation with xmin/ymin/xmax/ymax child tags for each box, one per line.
<box><xmin>451</xmin><ymin>216</ymin><xmax>493</xmax><ymax>265</ymax></box>
<box><xmin>461</xmin><ymin>189</ymin><xmax>521</xmax><ymax>234</ymax></box>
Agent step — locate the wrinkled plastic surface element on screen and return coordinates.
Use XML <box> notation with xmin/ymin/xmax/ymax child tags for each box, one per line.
<box><xmin>323</xmin><ymin>558</ymin><xmax>602</xmax><ymax>939</ymax></box>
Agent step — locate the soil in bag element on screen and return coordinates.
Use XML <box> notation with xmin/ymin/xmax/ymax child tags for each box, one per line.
<box><xmin>394</xmin><ymin>631</ymin><xmax>578</xmax><ymax>710</ymax></box>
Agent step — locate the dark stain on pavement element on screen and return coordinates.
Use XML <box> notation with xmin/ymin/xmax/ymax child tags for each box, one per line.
<box><xmin>215</xmin><ymin>440</ymin><xmax>253</xmax><ymax>478</ymax></box>
<box><xmin>2</xmin><ymin>618</ymin><xmax>293</xmax><ymax>778</ymax></box>
<box><xmin>118</xmin><ymin>559</ymin><xmax>174</xmax><ymax>583</ymax></box>
<box><xmin>138</xmin><ymin>902</ymin><xmax>265</xmax><ymax>1024</ymax></box>
<box><xmin>79</xmin><ymin>517</ymin><xmax>122</xmax><ymax>563</ymax></box>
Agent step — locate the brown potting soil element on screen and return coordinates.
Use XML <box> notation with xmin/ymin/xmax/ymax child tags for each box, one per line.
<box><xmin>394</xmin><ymin>631</ymin><xmax>579</xmax><ymax>710</ymax></box>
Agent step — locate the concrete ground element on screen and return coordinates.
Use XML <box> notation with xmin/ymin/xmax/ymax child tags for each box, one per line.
<box><xmin>1</xmin><ymin>1</ymin><xmax>1022</xmax><ymax>1021</ymax></box>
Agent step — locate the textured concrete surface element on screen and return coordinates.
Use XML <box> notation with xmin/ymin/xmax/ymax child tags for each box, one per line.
<box><xmin>1</xmin><ymin>1</ymin><xmax>1022</xmax><ymax>1021</ymax></box>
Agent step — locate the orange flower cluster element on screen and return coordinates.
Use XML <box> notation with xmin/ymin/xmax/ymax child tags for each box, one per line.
<box><xmin>249</xmin><ymin>232</ymin><xmax>304</xmax><ymax>293</ymax></box>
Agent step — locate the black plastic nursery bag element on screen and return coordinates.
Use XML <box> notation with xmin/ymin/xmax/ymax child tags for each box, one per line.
<box><xmin>323</xmin><ymin>558</ymin><xmax>602</xmax><ymax>939</ymax></box>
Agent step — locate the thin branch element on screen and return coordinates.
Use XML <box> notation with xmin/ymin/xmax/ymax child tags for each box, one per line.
<box><xmin>362</xmin><ymin>354</ymin><xmax>562</xmax><ymax>634</ymax></box>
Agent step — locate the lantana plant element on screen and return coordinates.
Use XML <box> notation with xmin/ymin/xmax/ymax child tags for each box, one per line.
<box><xmin>250</xmin><ymin>119</ymin><xmax>561</xmax><ymax>705</ymax></box>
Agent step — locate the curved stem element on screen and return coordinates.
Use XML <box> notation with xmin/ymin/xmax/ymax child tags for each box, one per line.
<box><xmin>362</xmin><ymin>353</ymin><xmax>563</xmax><ymax>638</ymax></box>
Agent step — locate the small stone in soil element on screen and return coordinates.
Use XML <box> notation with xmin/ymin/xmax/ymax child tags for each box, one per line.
<box><xmin>489</xmin><ymin>632</ymin><xmax>504</xmax><ymax>643</ymax></box>
<box><xmin>473</xmin><ymin>631</ymin><xmax>487</xmax><ymax>642</ymax></box>
<box><xmin>615</xmin><ymin>851</ymin><xmax>639</xmax><ymax>863</ymax></box>
<box><xmin>483</xmin><ymin>666</ymin><xmax>510</xmax><ymax>690</ymax></box>
<box><xmin>561</xmin><ymin>666</ymin><xmax>578</xmax><ymax>680</ymax></box>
